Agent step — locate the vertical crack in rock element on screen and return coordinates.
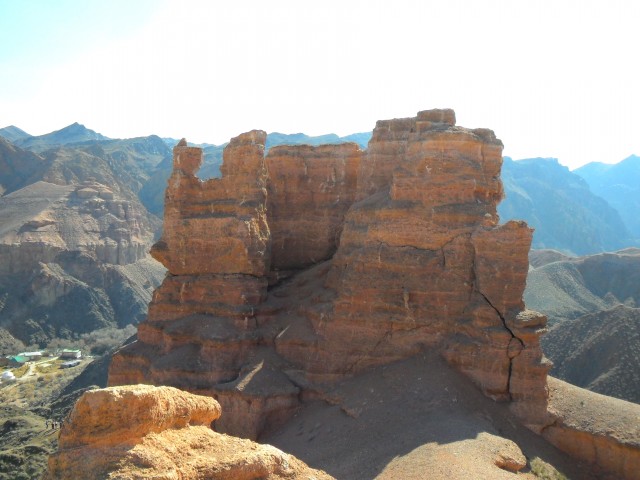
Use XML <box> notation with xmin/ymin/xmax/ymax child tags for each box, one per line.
<box><xmin>478</xmin><ymin>287</ymin><xmax>524</xmax><ymax>401</ymax></box>
<box><xmin>471</xmin><ymin>250</ymin><xmax>525</xmax><ymax>402</ymax></box>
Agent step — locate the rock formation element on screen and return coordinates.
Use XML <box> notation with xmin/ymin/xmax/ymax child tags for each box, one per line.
<box><xmin>110</xmin><ymin>109</ymin><xmax>549</xmax><ymax>437</ymax></box>
<box><xmin>543</xmin><ymin>377</ymin><xmax>640</xmax><ymax>480</ymax></box>
<box><xmin>45</xmin><ymin>385</ymin><xmax>333</xmax><ymax>480</ymax></box>
<box><xmin>266</xmin><ymin>143</ymin><xmax>361</xmax><ymax>277</ymax></box>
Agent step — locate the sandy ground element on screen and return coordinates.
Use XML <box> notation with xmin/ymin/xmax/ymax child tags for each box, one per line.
<box><xmin>264</xmin><ymin>352</ymin><xmax>599</xmax><ymax>480</ymax></box>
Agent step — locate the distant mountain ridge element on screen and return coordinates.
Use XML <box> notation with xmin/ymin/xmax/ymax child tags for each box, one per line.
<box><xmin>14</xmin><ymin>122</ymin><xmax>110</xmax><ymax>152</ymax></box>
<box><xmin>4</xmin><ymin>122</ymin><xmax>639</xmax><ymax>255</ymax></box>
<box><xmin>498</xmin><ymin>157</ymin><xmax>637</xmax><ymax>255</ymax></box>
<box><xmin>265</xmin><ymin>131</ymin><xmax>371</xmax><ymax>150</ymax></box>
<box><xmin>575</xmin><ymin>155</ymin><xmax>640</xmax><ymax>238</ymax></box>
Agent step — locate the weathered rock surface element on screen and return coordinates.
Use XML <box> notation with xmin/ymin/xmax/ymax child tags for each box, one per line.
<box><xmin>151</xmin><ymin>132</ymin><xmax>270</xmax><ymax>276</ymax></box>
<box><xmin>110</xmin><ymin>132</ymin><xmax>293</xmax><ymax>439</ymax></box>
<box><xmin>542</xmin><ymin>377</ymin><xmax>640</xmax><ymax>480</ymax></box>
<box><xmin>272</xmin><ymin>111</ymin><xmax>549</xmax><ymax>427</ymax></box>
<box><xmin>45</xmin><ymin>385</ymin><xmax>333</xmax><ymax>480</ymax></box>
<box><xmin>266</xmin><ymin>143</ymin><xmax>361</xmax><ymax>277</ymax></box>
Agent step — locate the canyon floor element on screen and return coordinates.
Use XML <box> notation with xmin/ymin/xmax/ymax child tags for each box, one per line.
<box><xmin>264</xmin><ymin>352</ymin><xmax>601</xmax><ymax>479</ymax></box>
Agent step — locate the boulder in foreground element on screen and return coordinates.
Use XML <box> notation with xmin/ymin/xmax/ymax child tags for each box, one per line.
<box><xmin>45</xmin><ymin>385</ymin><xmax>333</xmax><ymax>480</ymax></box>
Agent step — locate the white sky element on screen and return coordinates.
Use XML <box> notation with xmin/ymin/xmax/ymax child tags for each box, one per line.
<box><xmin>1</xmin><ymin>0</ymin><xmax>638</xmax><ymax>169</ymax></box>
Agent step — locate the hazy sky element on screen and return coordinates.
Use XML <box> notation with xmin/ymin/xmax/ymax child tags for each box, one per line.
<box><xmin>1</xmin><ymin>0</ymin><xmax>638</xmax><ymax>169</ymax></box>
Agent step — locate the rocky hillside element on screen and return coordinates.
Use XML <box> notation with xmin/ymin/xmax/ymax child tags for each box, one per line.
<box><xmin>1</xmin><ymin>123</ymin><xmax>172</xmax><ymax>206</ymax></box>
<box><xmin>0</xmin><ymin>180</ymin><xmax>164</xmax><ymax>346</ymax></box>
<box><xmin>0</xmin><ymin>136</ymin><xmax>166</xmax><ymax>349</ymax></box>
<box><xmin>525</xmin><ymin>248</ymin><xmax>640</xmax><ymax>403</ymax></box>
<box><xmin>543</xmin><ymin>305</ymin><xmax>640</xmax><ymax>403</ymax></box>
<box><xmin>526</xmin><ymin>248</ymin><xmax>640</xmax><ymax>322</ymax></box>
<box><xmin>499</xmin><ymin>157</ymin><xmax>636</xmax><ymax>255</ymax></box>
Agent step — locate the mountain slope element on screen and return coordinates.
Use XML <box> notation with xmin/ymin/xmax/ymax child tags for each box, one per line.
<box><xmin>499</xmin><ymin>157</ymin><xmax>636</xmax><ymax>255</ymax></box>
<box><xmin>0</xmin><ymin>181</ymin><xmax>164</xmax><ymax>345</ymax></box>
<box><xmin>525</xmin><ymin>248</ymin><xmax>640</xmax><ymax>322</ymax></box>
<box><xmin>543</xmin><ymin>305</ymin><xmax>640</xmax><ymax>403</ymax></box>
<box><xmin>0</xmin><ymin>131</ymin><xmax>166</xmax><ymax>349</ymax></box>
<box><xmin>0</xmin><ymin>137</ymin><xmax>47</xmax><ymax>195</ymax></box>
<box><xmin>575</xmin><ymin>155</ymin><xmax>640</xmax><ymax>238</ymax></box>
<box><xmin>525</xmin><ymin>248</ymin><xmax>640</xmax><ymax>403</ymax></box>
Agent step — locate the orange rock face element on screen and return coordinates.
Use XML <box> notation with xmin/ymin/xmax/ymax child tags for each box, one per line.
<box><xmin>45</xmin><ymin>385</ymin><xmax>333</xmax><ymax>480</ymax></box>
<box><xmin>266</xmin><ymin>143</ymin><xmax>361</xmax><ymax>276</ymax></box>
<box><xmin>110</xmin><ymin>109</ymin><xmax>550</xmax><ymax>440</ymax></box>
<box><xmin>151</xmin><ymin>131</ymin><xmax>270</xmax><ymax>276</ymax></box>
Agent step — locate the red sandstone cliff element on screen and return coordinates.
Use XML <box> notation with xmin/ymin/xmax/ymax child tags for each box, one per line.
<box><xmin>266</xmin><ymin>143</ymin><xmax>361</xmax><ymax>277</ymax></box>
<box><xmin>108</xmin><ymin>109</ymin><xmax>638</xmax><ymax>478</ymax></box>
<box><xmin>110</xmin><ymin>110</ymin><xmax>547</xmax><ymax>434</ymax></box>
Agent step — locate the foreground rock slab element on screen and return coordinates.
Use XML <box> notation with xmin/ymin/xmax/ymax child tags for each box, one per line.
<box><xmin>45</xmin><ymin>385</ymin><xmax>333</xmax><ymax>480</ymax></box>
<box><xmin>542</xmin><ymin>377</ymin><xmax>640</xmax><ymax>480</ymax></box>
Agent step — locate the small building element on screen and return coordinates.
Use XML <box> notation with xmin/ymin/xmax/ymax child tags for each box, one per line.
<box><xmin>17</xmin><ymin>351</ymin><xmax>43</xmax><ymax>362</ymax></box>
<box><xmin>60</xmin><ymin>349</ymin><xmax>82</xmax><ymax>359</ymax></box>
<box><xmin>8</xmin><ymin>355</ymin><xmax>26</xmax><ymax>366</ymax></box>
<box><xmin>60</xmin><ymin>360</ymin><xmax>81</xmax><ymax>369</ymax></box>
<box><xmin>1</xmin><ymin>371</ymin><xmax>16</xmax><ymax>382</ymax></box>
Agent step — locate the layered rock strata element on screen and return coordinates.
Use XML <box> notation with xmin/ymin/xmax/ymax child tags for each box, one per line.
<box><xmin>110</xmin><ymin>110</ymin><xmax>549</xmax><ymax>439</ymax></box>
<box><xmin>0</xmin><ymin>180</ymin><xmax>163</xmax><ymax>344</ymax></box>
<box><xmin>266</xmin><ymin>143</ymin><xmax>361</xmax><ymax>277</ymax></box>
<box><xmin>45</xmin><ymin>385</ymin><xmax>333</xmax><ymax>480</ymax></box>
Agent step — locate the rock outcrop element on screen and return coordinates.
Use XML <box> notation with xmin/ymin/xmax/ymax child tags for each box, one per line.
<box><xmin>45</xmin><ymin>385</ymin><xmax>333</xmax><ymax>480</ymax></box>
<box><xmin>542</xmin><ymin>377</ymin><xmax>640</xmax><ymax>480</ymax></box>
<box><xmin>110</xmin><ymin>109</ymin><xmax>549</xmax><ymax>438</ymax></box>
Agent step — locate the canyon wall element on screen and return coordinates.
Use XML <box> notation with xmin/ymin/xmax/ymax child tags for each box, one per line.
<box><xmin>109</xmin><ymin>110</ymin><xmax>550</xmax><ymax>438</ymax></box>
<box><xmin>0</xmin><ymin>179</ymin><xmax>164</xmax><ymax>345</ymax></box>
